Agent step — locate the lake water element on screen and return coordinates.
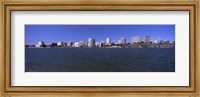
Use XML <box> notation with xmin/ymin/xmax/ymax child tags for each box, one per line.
<box><xmin>25</xmin><ymin>48</ymin><xmax>175</xmax><ymax>72</ymax></box>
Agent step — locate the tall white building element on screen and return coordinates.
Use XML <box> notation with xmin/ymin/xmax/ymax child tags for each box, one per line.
<box><xmin>95</xmin><ymin>42</ymin><xmax>100</xmax><ymax>47</ymax></box>
<box><xmin>99</xmin><ymin>42</ymin><xmax>104</xmax><ymax>47</ymax></box>
<box><xmin>163</xmin><ymin>40</ymin><xmax>170</xmax><ymax>44</ymax></box>
<box><xmin>144</xmin><ymin>36</ymin><xmax>150</xmax><ymax>44</ymax></box>
<box><xmin>74</xmin><ymin>42</ymin><xmax>80</xmax><ymax>47</ymax></box>
<box><xmin>153</xmin><ymin>40</ymin><xmax>159</xmax><ymax>44</ymax></box>
<box><xmin>113</xmin><ymin>40</ymin><xmax>117</xmax><ymax>44</ymax></box>
<box><xmin>131</xmin><ymin>36</ymin><xmax>142</xmax><ymax>44</ymax></box>
<box><xmin>106</xmin><ymin>38</ymin><xmax>111</xmax><ymax>45</ymax></box>
<box><xmin>120</xmin><ymin>37</ymin><xmax>126</xmax><ymax>45</ymax></box>
<box><xmin>35</xmin><ymin>41</ymin><xmax>45</xmax><ymax>47</ymax></box>
<box><xmin>99</xmin><ymin>41</ymin><xmax>105</xmax><ymax>47</ymax></box>
<box><xmin>118</xmin><ymin>40</ymin><xmax>121</xmax><ymax>44</ymax></box>
<box><xmin>57</xmin><ymin>42</ymin><xmax>64</xmax><ymax>47</ymax></box>
<box><xmin>79</xmin><ymin>41</ymin><xmax>85</xmax><ymax>47</ymax></box>
<box><xmin>67</xmin><ymin>41</ymin><xmax>73</xmax><ymax>47</ymax></box>
<box><xmin>88</xmin><ymin>38</ymin><xmax>95</xmax><ymax>48</ymax></box>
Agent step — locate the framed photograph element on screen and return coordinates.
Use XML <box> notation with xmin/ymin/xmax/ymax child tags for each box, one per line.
<box><xmin>0</xmin><ymin>0</ymin><xmax>199</xmax><ymax>97</ymax></box>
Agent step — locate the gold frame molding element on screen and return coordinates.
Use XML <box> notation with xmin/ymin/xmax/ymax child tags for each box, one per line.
<box><xmin>0</xmin><ymin>0</ymin><xmax>199</xmax><ymax>97</ymax></box>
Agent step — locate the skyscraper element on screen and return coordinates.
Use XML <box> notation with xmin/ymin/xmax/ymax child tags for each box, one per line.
<box><xmin>57</xmin><ymin>41</ymin><xmax>64</xmax><ymax>47</ymax></box>
<box><xmin>106</xmin><ymin>38</ymin><xmax>111</xmax><ymax>45</ymax></box>
<box><xmin>153</xmin><ymin>40</ymin><xmax>159</xmax><ymax>44</ymax></box>
<box><xmin>118</xmin><ymin>40</ymin><xmax>121</xmax><ymax>44</ymax></box>
<box><xmin>79</xmin><ymin>41</ymin><xmax>85</xmax><ymax>47</ymax></box>
<box><xmin>35</xmin><ymin>41</ymin><xmax>45</xmax><ymax>47</ymax></box>
<box><xmin>113</xmin><ymin>40</ymin><xmax>117</xmax><ymax>44</ymax></box>
<box><xmin>131</xmin><ymin>36</ymin><xmax>142</xmax><ymax>44</ymax></box>
<box><xmin>74</xmin><ymin>42</ymin><xmax>80</xmax><ymax>47</ymax></box>
<box><xmin>144</xmin><ymin>36</ymin><xmax>150</xmax><ymax>44</ymax></box>
<box><xmin>88</xmin><ymin>38</ymin><xmax>95</xmax><ymax>48</ymax></box>
<box><xmin>100</xmin><ymin>41</ymin><xmax>105</xmax><ymax>47</ymax></box>
<box><xmin>163</xmin><ymin>40</ymin><xmax>170</xmax><ymax>45</ymax></box>
<box><xmin>120</xmin><ymin>37</ymin><xmax>126</xmax><ymax>45</ymax></box>
<box><xmin>67</xmin><ymin>41</ymin><xmax>73</xmax><ymax>47</ymax></box>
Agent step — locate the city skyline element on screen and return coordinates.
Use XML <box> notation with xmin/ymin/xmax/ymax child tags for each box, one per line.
<box><xmin>25</xmin><ymin>25</ymin><xmax>175</xmax><ymax>45</ymax></box>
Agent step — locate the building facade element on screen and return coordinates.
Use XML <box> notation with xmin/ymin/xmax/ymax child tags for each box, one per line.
<box><xmin>153</xmin><ymin>40</ymin><xmax>159</xmax><ymax>44</ymax></box>
<box><xmin>67</xmin><ymin>42</ymin><xmax>73</xmax><ymax>47</ymax></box>
<box><xmin>144</xmin><ymin>36</ymin><xmax>150</xmax><ymax>44</ymax></box>
<box><xmin>57</xmin><ymin>42</ymin><xmax>64</xmax><ymax>47</ymax></box>
<box><xmin>118</xmin><ymin>40</ymin><xmax>121</xmax><ymax>44</ymax></box>
<box><xmin>106</xmin><ymin>38</ymin><xmax>111</xmax><ymax>45</ymax></box>
<box><xmin>131</xmin><ymin>36</ymin><xmax>142</xmax><ymax>44</ymax></box>
<box><xmin>79</xmin><ymin>41</ymin><xmax>85</xmax><ymax>47</ymax></box>
<box><xmin>74</xmin><ymin>42</ymin><xmax>80</xmax><ymax>47</ymax></box>
<box><xmin>88</xmin><ymin>38</ymin><xmax>95</xmax><ymax>48</ymax></box>
<box><xmin>120</xmin><ymin>37</ymin><xmax>126</xmax><ymax>45</ymax></box>
<box><xmin>35</xmin><ymin>41</ymin><xmax>45</xmax><ymax>47</ymax></box>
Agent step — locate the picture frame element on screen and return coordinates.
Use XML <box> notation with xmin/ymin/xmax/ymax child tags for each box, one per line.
<box><xmin>0</xmin><ymin>0</ymin><xmax>199</xmax><ymax>97</ymax></box>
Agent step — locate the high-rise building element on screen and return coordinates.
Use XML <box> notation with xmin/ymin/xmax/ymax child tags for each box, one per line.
<box><xmin>35</xmin><ymin>41</ymin><xmax>45</xmax><ymax>47</ymax></box>
<box><xmin>74</xmin><ymin>42</ymin><xmax>80</xmax><ymax>47</ymax></box>
<box><xmin>118</xmin><ymin>40</ymin><xmax>121</xmax><ymax>44</ymax></box>
<box><xmin>99</xmin><ymin>42</ymin><xmax>104</xmax><ymax>47</ymax></box>
<box><xmin>51</xmin><ymin>43</ymin><xmax>57</xmax><ymax>47</ymax></box>
<box><xmin>153</xmin><ymin>40</ymin><xmax>159</xmax><ymax>44</ymax></box>
<box><xmin>144</xmin><ymin>36</ymin><xmax>150</xmax><ymax>44</ymax></box>
<box><xmin>99</xmin><ymin>41</ymin><xmax>105</xmax><ymax>47</ymax></box>
<box><xmin>79</xmin><ymin>41</ymin><xmax>85</xmax><ymax>47</ymax></box>
<box><xmin>160</xmin><ymin>40</ymin><xmax>164</xmax><ymax>44</ymax></box>
<box><xmin>131</xmin><ymin>36</ymin><xmax>142</xmax><ymax>44</ymax></box>
<box><xmin>106</xmin><ymin>38</ymin><xmax>111</xmax><ymax>45</ymax></box>
<box><xmin>63</xmin><ymin>43</ymin><xmax>67</xmax><ymax>48</ymax></box>
<box><xmin>95</xmin><ymin>42</ymin><xmax>100</xmax><ymax>47</ymax></box>
<box><xmin>112</xmin><ymin>40</ymin><xmax>117</xmax><ymax>44</ymax></box>
<box><xmin>84</xmin><ymin>41</ymin><xmax>88</xmax><ymax>47</ymax></box>
<box><xmin>163</xmin><ymin>40</ymin><xmax>170</xmax><ymax>45</ymax></box>
<box><xmin>57</xmin><ymin>42</ymin><xmax>64</xmax><ymax>47</ymax></box>
<box><xmin>67</xmin><ymin>41</ymin><xmax>73</xmax><ymax>47</ymax></box>
<box><xmin>88</xmin><ymin>38</ymin><xmax>95</xmax><ymax>48</ymax></box>
<box><xmin>120</xmin><ymin>37</ymin><xmax>126</xmax><ymax>44</ymax></box>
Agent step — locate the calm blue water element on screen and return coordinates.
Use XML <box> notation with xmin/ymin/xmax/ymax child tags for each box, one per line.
<box><xmin>25</xmin><ymin>48</ymin><xmax>175</xmax><ymax>72</ymax></box>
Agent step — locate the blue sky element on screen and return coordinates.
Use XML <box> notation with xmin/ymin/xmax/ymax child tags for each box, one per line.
<box><xmin>25</xmin><ymin>25</ymin><xmax>175</xmax><ymax>45</ymax></box>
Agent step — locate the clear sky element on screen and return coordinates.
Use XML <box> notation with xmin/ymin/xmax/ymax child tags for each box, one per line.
<box><xmin>25</xmin><ymin>25</ymin><xmax>175</xmax><ymax>45</ymax></box>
